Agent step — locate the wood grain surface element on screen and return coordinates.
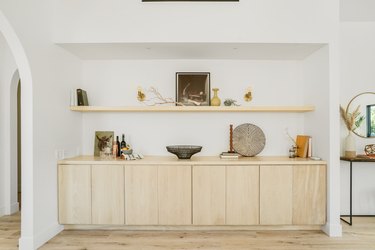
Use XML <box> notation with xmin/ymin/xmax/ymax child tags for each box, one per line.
<box><xmin>2</xmin><ymin>213</ymin><xmax>375</xmax><ymax>250</ymax></box>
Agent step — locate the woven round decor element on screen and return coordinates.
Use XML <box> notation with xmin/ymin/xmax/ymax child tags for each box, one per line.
<box><xmin>233</xmin><ymin>123</ymin><xmax>266</xmax><ymax>157</ymax></box>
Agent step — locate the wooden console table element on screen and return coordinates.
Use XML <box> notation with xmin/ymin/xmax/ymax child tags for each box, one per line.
<box><xmin>340</xmin><ymin>156</ymin><xmax>375</xmax><ymax>225</ymax></box>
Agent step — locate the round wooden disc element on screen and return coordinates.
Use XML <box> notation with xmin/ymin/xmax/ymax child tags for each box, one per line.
<box><xmin>233</xmin><ymin>123</ymin><xmax>266</xmax><ymax>157</ymax></box>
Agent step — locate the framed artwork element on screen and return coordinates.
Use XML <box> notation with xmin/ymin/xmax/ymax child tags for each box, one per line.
<box><xmin>176</xmin><ymin>72</ymin><xmax>210</xmax><ymax>106</ymax></box>
<box><xmin>94</xmin><ymin>131</ymin><xmax>114</xmax><ymax>156</ymax></box>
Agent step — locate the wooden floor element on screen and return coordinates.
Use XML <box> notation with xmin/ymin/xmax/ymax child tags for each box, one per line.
<box><xmin>1</xmin><ymin>214</ymin><xmax>375</xmax><ymax>250</ymax></box>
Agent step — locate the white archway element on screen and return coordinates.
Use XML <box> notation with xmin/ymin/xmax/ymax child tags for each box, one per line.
<box><xmin>3</xmin><ymin>69</ymin><xmax>21</xmax><ymax>215</ymax></box>
<box><xmin>9</xmin><ymin>70</ymin><xmax>20</xmax><ymax>213</ymax></box>
<box><xmin>0</xmin><ymin>10</ymin><xmax>34</xmax><ymax>249</ymax></box>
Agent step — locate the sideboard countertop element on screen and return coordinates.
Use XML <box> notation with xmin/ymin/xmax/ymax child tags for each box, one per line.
<box><xmin>58</xmin><ymin>155</ymin><xmax>326</xmax><ymax>165</ymax></box>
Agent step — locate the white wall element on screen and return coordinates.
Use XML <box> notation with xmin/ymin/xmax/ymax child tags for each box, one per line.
<box><xmin>0</xmin><ymin>32</ymin><xmax>18</xmax><ymax>216</ymax></box>
<box><xmin>0</xmin><ymin>33</ymin><xmax>5</xmax><ymax>217</ymax></box>
<box><xmin>303</xmin><ymin>45</ymin><xmax>343</xmax><ymax>236</ymax></box>
<box><xmin>0</xmin><ymin>0</ymin><xmax>342</xmax><ymax>248</ymax></box>
<box><xmin>341</xmin><ymin>0</ymin><xmax>375</xmax><ymax>21</ymax></box>
<box><xmin>57</xmin><ymin>0</ymin><xmax>340</xmax><ymax>240</ymax></box>
<box><xmin>81</xmin><ymin>59</ymin><xmax>305</xmax><ymax>156</ymax></box>
<box><xmin>340</xmin><ymin>22</ymin><xmax>375</xmax><ymax>215</ymax></box>
<box><xmin>0</xmin><ymin>1</ymin><xmax>83</xmax><ymax>249</ymax></box>
<box><xmin>53</xmin><ymin>0</ymin><xmax>338</xmax><ymax>43</ymax></box>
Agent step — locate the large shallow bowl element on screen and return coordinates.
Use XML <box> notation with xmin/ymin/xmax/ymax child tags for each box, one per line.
<box><xmin>166</xmin><ymin>145</ymin><xmax>202</xmax><ymax>159</ymax></box>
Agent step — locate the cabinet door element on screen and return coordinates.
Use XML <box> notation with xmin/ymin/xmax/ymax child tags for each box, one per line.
<box><xmin>226</xmin><ymin>165</ymin><xmax>259</xmax><ymax>225</ymax></box>
<box><xmin>260</xmin><ymin>165</ymin><xmax>293</xmax><ymax>225</ymax></box>
<box><xmin>92</xmin><ymin>165</ymin><xmax>124</xmax><ymax>225</ymax></box>
<box><xmin>58</xmin><ymin>165</ymin><xmax>91</xmax><ymax>224</ymax></box>
<box><xmin>158</xmin><ymin>165</ymin><xmax>192</xmax><ymax>225</ymax></box>
<box><xmin>125</xmin><ymin>165</ymin><xmax>158</xmax><ymax>225</ymax></box>
<box><xmin>293</xmin><ymin>164</ymin><xmax>326</xmax><ymax>224</ymax></box>
<box><xmin>193</xmin><ymin>165</ymin><xmax>226</xmax><ymax>225</ymax></box>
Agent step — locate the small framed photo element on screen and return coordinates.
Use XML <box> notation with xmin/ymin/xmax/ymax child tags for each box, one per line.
<box><xmin>176</xmin><ymin>72</ymin><xmax>210</xmax><ymax>106</ymax></box>
<box><xmin>94</xmin><ymin>131</ymin><xmax>114</xmax><ymax>156</ymax></box>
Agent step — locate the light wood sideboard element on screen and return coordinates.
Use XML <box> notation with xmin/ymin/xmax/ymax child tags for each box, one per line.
<box><xmin>58</xmin><ymin>156</ymin><xmax>326</xmax><ymax>229</ymax></box>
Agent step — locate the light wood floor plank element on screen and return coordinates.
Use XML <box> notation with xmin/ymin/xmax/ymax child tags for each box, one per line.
<box><xmin>1</xmin><ymin>213</ymin><xmax>375</xmax><ymax>250</ymax></box>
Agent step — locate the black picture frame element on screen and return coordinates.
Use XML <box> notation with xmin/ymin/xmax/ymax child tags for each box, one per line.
<box><xmin>176</xmin><ymin>72</ymin><xmax>210</xmax><ymax>106</ymax></box>
<box><xmin>367</xmin><ymin>104</ymin><xmax>375</xmax><ymax>137</ymax></box>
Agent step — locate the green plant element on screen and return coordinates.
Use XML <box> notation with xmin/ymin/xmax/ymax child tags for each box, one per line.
<box><xmin>340</xmin><ymin>105</ymin><xmax>364</xmax><ymax>131</ymax></box>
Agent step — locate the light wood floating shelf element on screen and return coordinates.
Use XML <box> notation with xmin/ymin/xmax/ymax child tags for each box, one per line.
<box><xmin>70</xmin><ymin>105</ymin><xmax>315</xmax><ymax>113</ymax></box>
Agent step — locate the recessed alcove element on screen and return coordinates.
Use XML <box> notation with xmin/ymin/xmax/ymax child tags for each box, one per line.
<box><xmin>57</xmin><ymin>42</ymin><xmax>329</xmax><ymax>158</ymax></box>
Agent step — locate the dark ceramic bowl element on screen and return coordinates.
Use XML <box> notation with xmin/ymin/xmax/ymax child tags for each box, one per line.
<box><xmin>166</xmin><ymin>145</ymin><xmax>202</xmax><ymax>159</ymax></box>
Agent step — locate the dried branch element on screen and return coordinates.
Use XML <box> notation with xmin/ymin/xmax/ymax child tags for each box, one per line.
<box><xmin>285</xmin><ymin>128</ymin><xmax>296</xmax><ymax>146</ymax></box>
<box><xmin>340</xmin><ymin>105</ymin><xmax>364</xmax><ymax>131</ymax></box>
<box><xmin>138</xmin><ymin>86</ymin><xmax>185</xmax><ymax>106</ymax></box>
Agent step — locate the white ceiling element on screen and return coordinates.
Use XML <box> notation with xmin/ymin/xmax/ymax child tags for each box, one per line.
<box><xmin>57</xmin><ymin>42</ymin><xmax>326</xmax><ymax>60</ymax></box>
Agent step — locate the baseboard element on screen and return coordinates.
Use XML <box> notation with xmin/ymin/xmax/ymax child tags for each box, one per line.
<box><xmin>64</xmin><ymin>224</ymin><xmax>323</xmax><ymax>231</ymax></box>
<box><xmin>18</xmin><ymin>236</ymin><xmax>34</xmax><ymax>250</ymax></box>
<box><xmin>8</xmin><ymin>202</ymin><xmax>19</xmax><ymax>214</ymax></box>
<box><xmin>19</xmin><ymin>224</ymin><xmax>63</xmax><ymax>250</ymax></box>
<box><xmin>0</xmin><ymin>202</ymin><xmax>19</xmax><ymax>216</ymax></box>
<box><xmin>322</xmin><ymin>222</ymin><xmax>342</xmax><ymax>237</ymax></box>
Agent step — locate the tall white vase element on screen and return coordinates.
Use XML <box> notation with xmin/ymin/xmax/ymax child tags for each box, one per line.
<box><xmin>345</xmin><ymin>131</ymin><xmax>356</xmax><ymax>158</ymax></box>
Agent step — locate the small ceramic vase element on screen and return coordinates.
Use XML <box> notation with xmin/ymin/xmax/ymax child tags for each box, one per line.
<box><xmin>211</xmin><ymin>88</ymin><xmax>221</xmax><ymax>106</ymax></box>
<box><xmin>345</xmin><ymin>130</ymin><xmax>356</xmax><ymax>158</ymax></box>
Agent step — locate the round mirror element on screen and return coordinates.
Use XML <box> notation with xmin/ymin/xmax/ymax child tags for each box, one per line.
<box><xmin>346</xmin><ymin>92</ymin><xmax>375</xmax><ymax>138</ymax></box>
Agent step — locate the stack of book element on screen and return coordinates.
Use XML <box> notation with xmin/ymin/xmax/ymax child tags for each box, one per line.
<box><xmin>220</xmin><ymin>152</ymin><xmax>241</xmax><ymax>159</ymax></box>
<box><xmin>76</xmin><ymin>88</ymin><xmax>89</xmax><ymax>106</ymax></box>
<box><xmin>296</xmin><ymin>135</ymin><xmax>312</xmax><ymax>158</ymax></box>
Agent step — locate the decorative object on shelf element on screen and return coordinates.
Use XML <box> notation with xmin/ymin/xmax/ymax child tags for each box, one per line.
<box><xmin>122</xmin><ymin>153</ymin><xmax>144</xmax><ymax>160</ymax></box>
<box><xmin>77</xmin><ymin>88</ymin><xmax>89</xmax><ymax>106</ymax></box>
<box><xmin>340</xmin><ymin>104</ymin><xmax>365</xmax><ymax>157</ymax></box>
<box><xmin>166</xmin><ymin>145</ymin><xmax>202</xmax><ymax>159</ymax></box>
<box><xmin>220</xmin><ymin>152</ymin><xmax>240</xmax><ymax>159</ymax></box>
<box><xmin>364</xmin><ymin>144</ymin><xmax>375</xmax><ymax>157</ymax></box>
<box><xmin>233</xmin><ymin>123</ymin><xmax>266</xmax><ymax>157</ymax></box>
<box><xmin>210</xmin><ymin>88</ymin><xmax>221</xmax><ymax>106</ymax></box>
<box><xmin>229</xmin><ymin>124</ymin><xmax>235</xmax><ymax>153</ymax></box>
<box><xmin>176</xmin><ymin>72</ymin><xmax>210</xmax><ymax>106</ymax></box>
<box><xmin>112</xmin><ymin>136</ymin><xmax>118</xmax><ymax>158</ymax></box>
<box><xmin>138</xmin><ymin>86</ymin><xmax>184</xmax><ymax>106</ymax></box>
<box><xmin>295</xmin><ymin>135</ymin><xmax>311</xmax><ymax>158</ymax></box>
<box><xmin>344</xmin><ymin>131</ymin><xmax>356</xmax><ymax>158</ymax></box>
<box><xmin>224</xmin><ymin>99</ymin><xmax>239</xmax><ymax>106</ymax></box>
<box><xmin>94</xmin><ymin>131</ymin><xmax>114</xmax><ymax>157</ymax></box>
<box><xmin>137</xmin><ymin>86</ymin><xmax>146</xmax><ymax>101</ymax></box>
<box><xmin>289</xmin><ymin>147</ymin><xmax>297</xmax><ymax>158</ymax></box>
<box><xmin>244</xmin><ymin>87</ymin><xmax>253</xmax><ymax>102</ymax></box>
<box><xmin>285</xmin><ymin>128</ymin><xmax>297</xmax><ymax>158</ymax></box>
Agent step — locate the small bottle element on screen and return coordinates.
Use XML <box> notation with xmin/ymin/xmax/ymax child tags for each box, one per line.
<box><xmin>121</xmin><ymin>134</ymin><xmax>127</xmax><ymax>154</ymax></box>
<box><xmin>116</xmin><ymin>136</ymin><xmax>121</xmax><ymax>157</ymax></box>
<box><xmin>112</xmin><ymin>136</ymin><xmax>118</xmax><ymax>158</ymax></box>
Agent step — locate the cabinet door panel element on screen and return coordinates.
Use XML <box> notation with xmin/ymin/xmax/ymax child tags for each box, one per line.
<box><xmin>158</xmin><ymin>165</ymin><xmax>192</xmax><ymax>225</ymax></box>
<box><xmin>58</xmin><ymin>165</ymin><xmax>91</xmax><ymax>224</ymax></box>
<box><xmin>260</xmin><ymin>165</ymin><xmax>292</xmax><ymax>225</ymax></box>
<box><xmin>92</xmin><ymin>165</ymin><xmax>124</xmax><ymax>225</ymax></box>
<box><xmin>293</xmin><ymin>164</ymin><xmax>326</xmax><ymax>224</ymax></box>
<box><xmin>193</xmin><ymin>165</ymin><xmax>226</xmax><ymax>225</ymax></box>
<box><xmin>226</xmin><ymin>165</ymin><xmax>259</xmax><ymax>225</ymax></box>
<box><xmin>125</xmin><ymin>165</ymin><xmax>158</xmax><ymax>225</ymax></box>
